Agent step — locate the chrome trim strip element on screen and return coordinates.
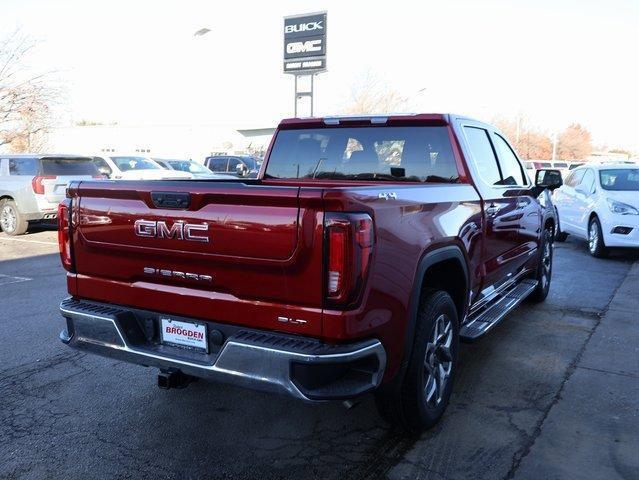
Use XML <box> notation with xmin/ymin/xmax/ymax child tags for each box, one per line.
<box><xmin>463</xmin><ymin>280</ymin><xmax>538</xmax><ymax>336</ymax></box>
<box><xmin>470</xmin><ymin>266</ymin><xmax>535</xmax><ymax>314</ymax></box>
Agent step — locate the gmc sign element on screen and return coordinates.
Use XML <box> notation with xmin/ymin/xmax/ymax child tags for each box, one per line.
<box><xmin>283</xmin><ymin>11</ymin><xmax>327</xmax><ymax>74</ymax></box>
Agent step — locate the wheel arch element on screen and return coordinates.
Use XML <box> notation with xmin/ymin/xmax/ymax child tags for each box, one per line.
<box><xmin>399</xmin><ymin>245</ymin><xmax>469</xmax><ymax>375</ymax></box>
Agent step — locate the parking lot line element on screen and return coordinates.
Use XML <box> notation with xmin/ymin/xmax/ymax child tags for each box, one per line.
<box><xmin>0</xmin><ymin>236</ymin><xmax>57</xmax><ymax>246</ymax></box>
<box><xmin>0</xmin><ymin>273</ymin><xmax>32</xmax><ymax>284</ymax></box>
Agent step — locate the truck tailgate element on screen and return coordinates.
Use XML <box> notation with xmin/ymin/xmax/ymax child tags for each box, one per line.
<box><xmin>68</xmin><ymin>180</ymin><xmax>325</xmax><ymax>335</ymax></box>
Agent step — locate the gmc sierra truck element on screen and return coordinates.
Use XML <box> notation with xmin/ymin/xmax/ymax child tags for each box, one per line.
<box><xmin>57</xmin><ymin>114</ymin><xmax>562</xmax><ymax>431</ymax></box>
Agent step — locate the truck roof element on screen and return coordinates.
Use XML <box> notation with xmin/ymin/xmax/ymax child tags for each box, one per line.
<box><xmin>278</xmin><ymin>113</ymin><xmax>485</xmax><ymax>129</ymax></box>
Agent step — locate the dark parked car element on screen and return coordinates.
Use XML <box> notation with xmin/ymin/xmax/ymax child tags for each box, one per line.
<box><xmin>153</xmin><ymin>158</ymin><xmax>228</xmax><ymax>179</ymax></box>
<box><xmin>204</xmin><ymin>155</ymin><xmax>262</xmax><ymax>178</ymax></box>
<box><xmin>57</xmin><ymin>114</ymin><xmax>561</xmax><ymax>432</ymax></box>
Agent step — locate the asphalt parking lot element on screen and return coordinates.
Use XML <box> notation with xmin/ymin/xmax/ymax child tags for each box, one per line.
<box><xmin>1</xmin><ymin>229</ymin><xmax>638</xmax><ymax>480</ymax></box>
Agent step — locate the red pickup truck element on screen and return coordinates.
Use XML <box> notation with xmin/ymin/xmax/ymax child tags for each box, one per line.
<box><xmin>58</xmin><ymin>114</ymin><xmax>562</xmax><ymax>431</ymax></box>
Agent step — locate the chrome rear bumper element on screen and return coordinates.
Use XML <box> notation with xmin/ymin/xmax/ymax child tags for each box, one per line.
<box><xmin>59</xmin><ymin>298</ymin><xmax>386</xmax><ymax>401</ymax></box>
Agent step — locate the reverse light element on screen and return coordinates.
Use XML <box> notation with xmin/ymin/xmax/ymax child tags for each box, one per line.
<box><xmin>57</xmin><ymin>200</ymin><xmax>74</xmax><ymax>272</ymax></box>
<box><xmin>31</xmin><ymin>175</ymin><xmax>56</xmax><ymax>194</ymax></box>
<box><xmin>607</xmin><ymin>199</ymin><xmax>639</xmax><ymax>215</ymax></box>
<box><xmin>325</xmin><ymin>213</ymin><xmax>374</xmax><ymax>305</ymax></box>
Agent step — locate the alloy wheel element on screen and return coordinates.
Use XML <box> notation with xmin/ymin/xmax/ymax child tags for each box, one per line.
<box><xmin>589</xmin><ymin>222</ymin><xmax>599</xmax><ymax>254</ymax></box>
<box><xmin>423</xmin><ymin>314</ymin><xmax>453</xmax><ymax>407</ymax></box>
<box><xmin>0</xmin><ymin>205</ymin><xmax>16</xmax><ymax>233</ymax></box>
<box><xmin>541</xmin><ymin>236</ymin><xmax>552</xmax><ymax>289</ymax></box>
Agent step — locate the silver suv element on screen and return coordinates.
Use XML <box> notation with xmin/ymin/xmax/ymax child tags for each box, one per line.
<box><xmin>0</xmin><ymin>154</ymin><xmax>100</xmax><ymax>236</ymax></box>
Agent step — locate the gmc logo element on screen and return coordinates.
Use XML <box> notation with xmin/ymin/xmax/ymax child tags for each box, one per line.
<box><xmin>286</xmin><ymin>40</ymin><xmax>322</xmax><ymax>54</ymax></box>
<box><xmin>284</xmin><ymin>21</ymin><xmax>323</xmax><ymax>34</ymax></box>
<box><xmin>134</xmin><ymin>220</ymin><xmax>209</xmax><ymax>243</ymax></box>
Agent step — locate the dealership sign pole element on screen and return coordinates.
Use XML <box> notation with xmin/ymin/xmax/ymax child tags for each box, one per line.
<box><xmin>283</xmin><ymin>11</ymin><xmax>327</xmax><ymax>117</ymax></box>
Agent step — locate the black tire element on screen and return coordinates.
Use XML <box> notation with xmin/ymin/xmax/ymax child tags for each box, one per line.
<box><xmin>528</xmin><ymin>227</ymin><xmax>553</xmax><ymax>303</ymax></box>
<box><xmin>0</xmin><ymin>199</ymin><xmax>28</xmax><ymax>236</ymax></box>
<box><xmin>555</xmin><ymin>209</ymin><xmax>568</xmax><ymax>242</ymax></box>
<box><xmin>588</xmin><ymin>216</ymin><xmax>608</xmax><ymax>258</ymax></box>
<box><xmin>375</xmin><ymin>290</ymin><xmax>459</xmax><ymax>433</ymax></box>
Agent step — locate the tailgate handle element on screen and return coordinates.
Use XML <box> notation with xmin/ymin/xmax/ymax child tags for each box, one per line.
<box><xmin>151</xmin><ymin>192</ymin><xmax>190</xmax><ymax>209</ymax></box>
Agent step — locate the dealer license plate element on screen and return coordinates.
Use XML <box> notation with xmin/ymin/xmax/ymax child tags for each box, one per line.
<box><xmin>160</xmin><ymin>318</ymin><xmax>208</xmax><ymax>352</ymax></box>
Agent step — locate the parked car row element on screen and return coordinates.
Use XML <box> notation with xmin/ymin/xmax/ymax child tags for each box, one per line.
<box><xmin>0</xmin><ymin>153</ymin><xmax>262</xmax><ymax>235</ymax></box>
<box><xmin>524</xmin><ymin>160</ymin><xmax>584</xmax><ymax>179</ymax></box>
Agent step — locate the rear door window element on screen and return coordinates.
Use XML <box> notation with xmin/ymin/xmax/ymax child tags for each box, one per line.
<box><xmin>8</xmin><ymin>157</ymin><xmax>38</xmax><ymax>175</ymax></box>
<box><xmin>210</xmin><ymin>158</ymin><xmax>229</xmax><ymax>172</ymax></box>
<box><xmin>265</xmin><ymin>126</ymin><xmax>459</xmax><ymax>182</ymax></box>
<box><xmin>93</xmin><ymin>157</ymin><xmax>113</xmax><ymax>176</ymax></box>
<box><xmin>227</xmin><ymin>158</ymin><xmax>242</xmax><ymax>174</ymax></box>
<box><xmin>463</xmin><ymin>127</ymin><xmax>501</xmax><ymax>186</ymax></box>
<box><xmin>41</xmin><ymin>158</ymin><xmax>99</xmax><ymax>175</ymax></box>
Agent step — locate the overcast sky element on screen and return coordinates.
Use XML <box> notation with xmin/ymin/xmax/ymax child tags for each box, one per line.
<box><xmin>2</xmin><ymin>0</ymin><xmax>638</xmax><ymax>150</ymax></box>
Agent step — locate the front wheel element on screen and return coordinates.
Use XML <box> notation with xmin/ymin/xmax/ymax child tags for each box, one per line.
<box><xmin>588</xmin><ymin>217</ymin><xmax>608</xmax><ymax>258</ymax></box>
<box><xmin>528</xmin><ymin>227</ymin><xmax>553</xmax><ymax>302</ymax></box>
<box><xmin>0</xmin><ymin>199</ymin><xmax>28</xmax><ymax>236</ymax></box>
<box><xmin>375</xmin><ymin>290</ymin><xmax>459</xmax><ymax>432</ymax></box>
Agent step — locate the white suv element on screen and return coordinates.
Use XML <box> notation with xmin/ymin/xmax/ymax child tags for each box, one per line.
<box><xmin>0</xmin><ymin>155</ymin><xmax>101</xmax><ymax>236</ymax></box>
<box><xmin>92</xmin><ymin>155</ymin><xmax>193</xmax><ymax>180</ymax></box>
<box><xmin>554</xmin><ymin>164</ymin><xmax>639</xmax><ymax>256</ymax></box>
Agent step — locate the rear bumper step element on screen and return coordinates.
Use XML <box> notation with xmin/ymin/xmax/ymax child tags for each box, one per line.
<box><xmin>59</xmin><ymin>297</ymin><xmax>386</xmax><ymax>401</ymax></box>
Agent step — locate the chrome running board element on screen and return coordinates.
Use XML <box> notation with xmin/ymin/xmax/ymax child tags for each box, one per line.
<box><xmin>460</xmin><ymin>279</ymin><xmax>538</xmax><ymax>341</ymax></box>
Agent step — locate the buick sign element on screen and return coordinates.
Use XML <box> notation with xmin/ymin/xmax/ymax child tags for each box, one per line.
<box><xmin>283</xmin><ymin>11</ymin><xmax>327</xmax><ymax>74</ymax></box>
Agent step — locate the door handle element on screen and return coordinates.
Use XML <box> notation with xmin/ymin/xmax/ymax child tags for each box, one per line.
<box><xmin>517</xmin><ymin>199</ymin><xmax>529</xmax><ymax>208</ymax></box>
<box><xmin>486</xmin><ymin>204</ymin><xmax>500</xmax><ymax>217</ymax></box>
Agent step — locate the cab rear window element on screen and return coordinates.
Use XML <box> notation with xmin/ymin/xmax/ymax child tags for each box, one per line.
<box><xmin>41</xmin><ymin>158</ymin><xmax>99</xmax><ymax>175</ymax></box>
<box><xmin>264</xmin><ymin>126</ymin><xmax>459</xmax><ymax>182</ymax></box>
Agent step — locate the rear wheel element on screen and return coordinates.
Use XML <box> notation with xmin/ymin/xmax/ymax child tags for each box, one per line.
<box><xmin>588</xmin><ymin>217</ymin><xmax>608</xmax><ymax>258</ymax></box>
<box><xmin>0</xmin><ymin>199</ymin><xmax>28</xmax><ymax>236</ymax></box>
<box><xmin>529</xmin><ymin>227</ymin><xmax>553</xmax><ymax>302</ymax></box>
<box><xmin>375</xmin><ymin>290</ymin><xmax>459</xmax><ymax>432</ymax></box>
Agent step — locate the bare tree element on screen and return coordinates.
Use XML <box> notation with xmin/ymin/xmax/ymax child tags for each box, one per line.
<box><xmin>493</xmin><ymin>116</ymin><xmax>553</xmax><ymax>160</ymax></box>
<box><xmin>342</xmin><ymin>72</ymin><xmax>413</xmax><ymax>115</ymax></box>
<box><xmin>557</xmin><ymin>123</ymin><xmax>592</xmax><ymax>160</ymax></box>
<box><xmin>0</xmin><ymin>30</ymin><xmax>57</xmax><ymax>152</ymax></box>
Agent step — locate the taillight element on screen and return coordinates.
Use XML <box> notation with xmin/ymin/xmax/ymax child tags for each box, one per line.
<box><xmin>58</xmin><ymin>200</ymin><xmax>74</xmax><ymax>272</ymax></box>
<box><xmin>31</xmin><ymin>175</ymin><xmax>56</xmax><ymax>194</ymax></box>
<box><xmin>325</xmin><ymin>213</ymin><xmax>374</xmax><ymax>305</ymax></box>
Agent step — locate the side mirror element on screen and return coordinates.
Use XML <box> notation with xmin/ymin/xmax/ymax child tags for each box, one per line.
<box><xmin>235</xmin><ymin>163</ymin><xmax>249</xmax><ymax>177</ymax></box>
<box><xmin>535</xmin><ymin>169</ymin><xmax>563</xmax><ymax>191</ymax></box>
<box><xmin>98</xmin><ymin>167</ymin><xmax>111</xmax><ymax>177</ymax></box>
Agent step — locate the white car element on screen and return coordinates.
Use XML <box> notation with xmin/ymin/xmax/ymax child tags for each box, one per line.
<box><xmin>554</xmin><ymin>164</ymin><xmax>639</xmax><ymax>257</ymax></box>
<box><xmin>92</xmin><ymin>155</ymin><xmax>193</xmax><ymax>180</ymax></box>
